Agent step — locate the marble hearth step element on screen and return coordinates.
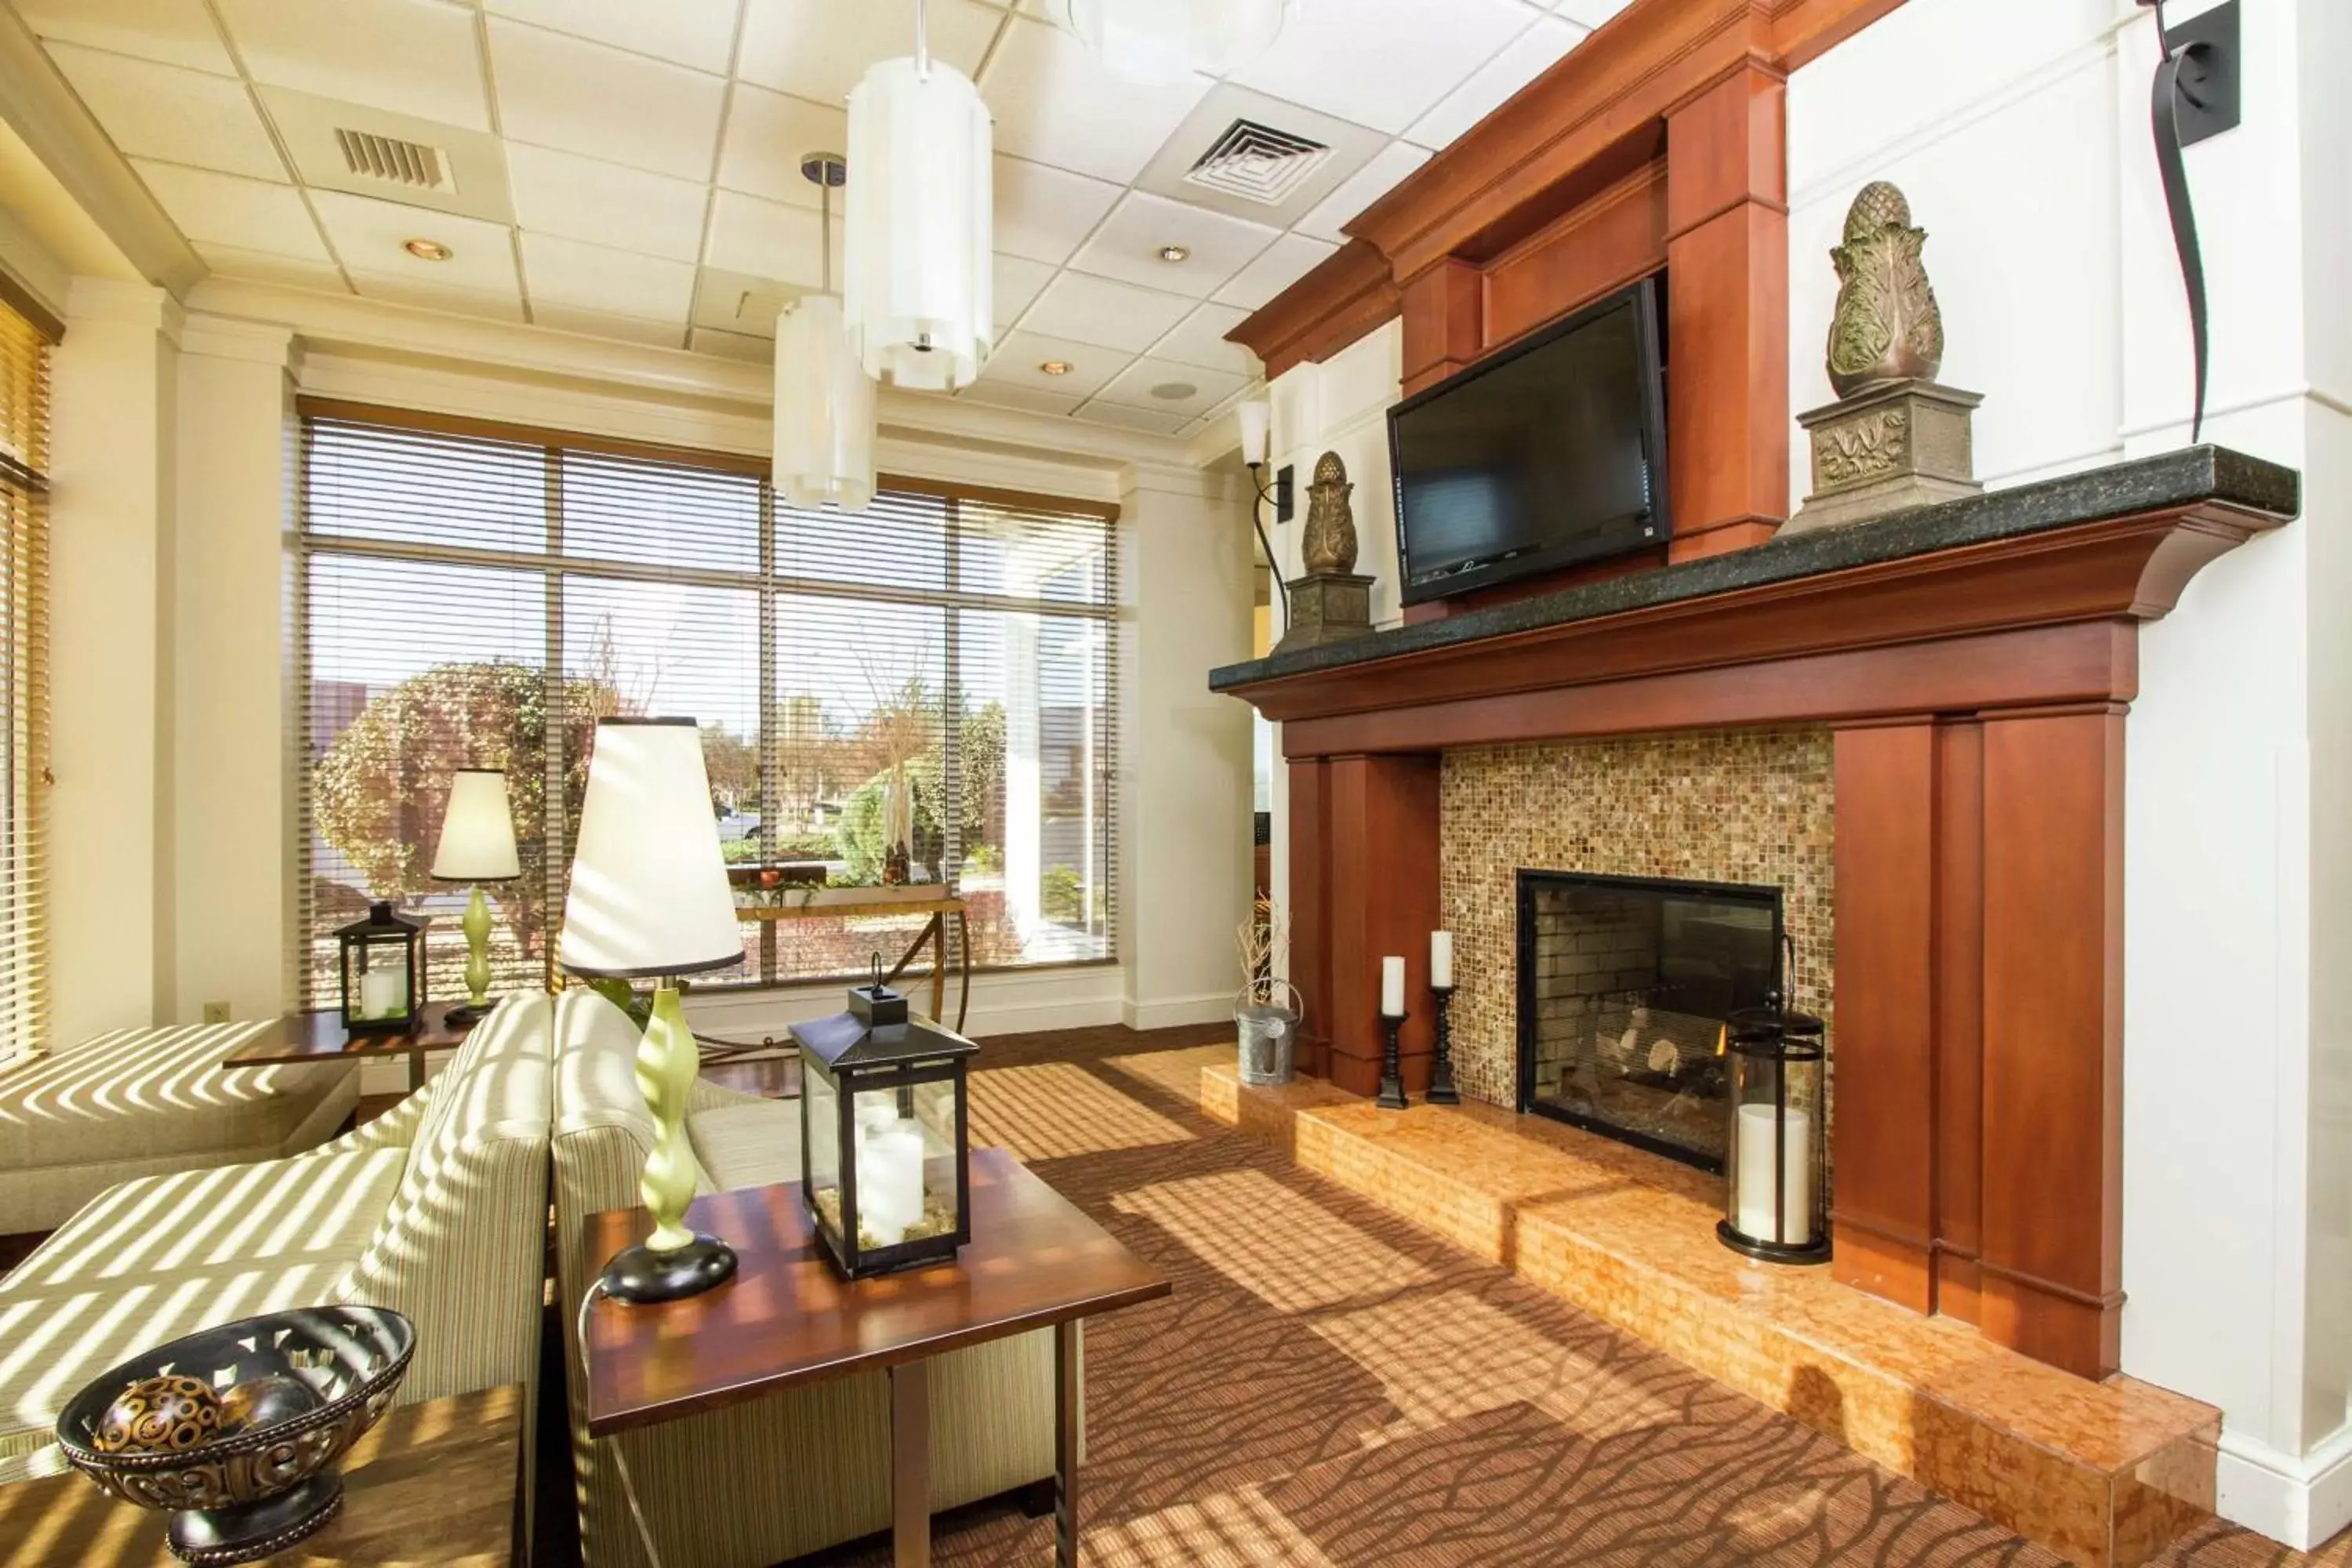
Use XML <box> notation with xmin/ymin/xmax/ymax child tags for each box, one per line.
<box><xmin>1201</xmin><ymin>1064</ymin><xmax>2218</xmax><ymax>1568</ymax></box>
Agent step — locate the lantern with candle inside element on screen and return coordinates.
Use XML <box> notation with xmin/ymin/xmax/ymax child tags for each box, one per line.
<box><xmin>336</xmin><ymin>902</ymin><xmax>424</xmax><ymax>1034</ymax></box>
<box><xmin>790</xmin><ymin>958</ymin><xmax>977</xmax><ymax>1279</ymax></box>
<box><xmin>1715</xmin><ymin>992</ymin><xmax>1831</xmax><ymax>1263</ymax></box>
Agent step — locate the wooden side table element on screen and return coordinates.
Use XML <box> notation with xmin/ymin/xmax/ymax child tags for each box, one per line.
<box><xmin>582</xmin><ymin>1148</ymin><xmax>1169</xmax><ymax>1568</ymax></box>
<box><xmin>0</xmin><ymin>1384</ymin><xmax>523</xmax><ymax>1566</ymax></box>
<box><xmin>733</xmin><ymin>886</ymin><xmax>974</xmax><ymax>1033</ymax></box>
<box><xmin>223</xmin><ymin>1002</ymin><xmax>477</xmax><ymax>1093</ymax></box>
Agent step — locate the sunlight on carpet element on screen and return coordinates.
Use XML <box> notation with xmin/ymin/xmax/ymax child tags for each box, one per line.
<box><xmin>1111</xmin><ymin>1167</ymin><xmax>1436</xmax><ymax>1313</ymax></box>
<box><xmin>968</xmin><ymin>1062</ymin><xmax>1193</xmax><ymax>1160</ymax></box>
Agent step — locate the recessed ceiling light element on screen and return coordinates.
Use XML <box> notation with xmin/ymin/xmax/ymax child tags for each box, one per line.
<box><xmin>403</xmin><ymin>238</ymin><xmax>453</xmax><ymax>261</ymax></box>
<box><xmin>1157</xmin><ymin>243</ymin><xmax>1191</xmax><ymax>263</ymax></box>
<box><xmin>1040</xmin><ymin>360</ymin><xmax>1076</xmax><ymax>376</ymax></box>
<box><xmin>1149</xmin><ymin>381</ymin><xmax>1198</xmax><ymax>401</ymax></box>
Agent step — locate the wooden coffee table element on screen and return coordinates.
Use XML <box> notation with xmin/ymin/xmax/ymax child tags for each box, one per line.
<box><xmin>581</xmin><ymin>1147</ymin><xmax>1170</xmax><ymax>1568</ymax></box>
<box><xmin>223</xmin><ymin>1001</ymin><xmax>477</xmax><ymax>1093</ymax></box>
<box><xmin>0</xmin><ymin>1384</ymin><xmax>522</xmax><ymax>1566</ymax></box>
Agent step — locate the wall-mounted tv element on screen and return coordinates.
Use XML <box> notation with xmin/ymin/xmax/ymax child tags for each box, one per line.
<box><xmin>1388</xmin><ymin>276</ymin><xmax>1668</xmax><ymax>605</ymax></box>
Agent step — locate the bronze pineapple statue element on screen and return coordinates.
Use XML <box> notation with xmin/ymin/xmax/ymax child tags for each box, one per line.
<box><xmin>1826</xmin><ymin>181</ymin><xmax>1945</xmax><ymax>396</ymax></box>
<box><xmin>1299</xmin><ymin>452</ymin><xmax>1358</xmax><ymax>575</ymax></box>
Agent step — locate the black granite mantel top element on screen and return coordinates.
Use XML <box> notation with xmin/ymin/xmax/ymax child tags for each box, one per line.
<box><xmin>1208</xmin><ymin>445</ymin><xmax>2299</xmax><ymax>692</ymax></box>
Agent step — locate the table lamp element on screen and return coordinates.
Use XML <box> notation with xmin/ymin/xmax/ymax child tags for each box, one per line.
<box><xmin>430</xmin><ymin>768</ymin><xmax>521</xmax><ymax>1028</ymax></box>
<box><xmin>560</xmin><ymin>717</ymin><xmax>746</xmax><ymax>1302</ymax></box>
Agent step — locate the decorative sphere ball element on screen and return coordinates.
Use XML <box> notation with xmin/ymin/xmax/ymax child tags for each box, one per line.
<box><xmin>93</xmin><ymin>1375</ymin><xmax>223</xmax><ymax>1454</ymax></box>
<box><xmin>219</xmin><ymin>1373</ymin><xmax>322</xmax><ymax>1436</ymax></box>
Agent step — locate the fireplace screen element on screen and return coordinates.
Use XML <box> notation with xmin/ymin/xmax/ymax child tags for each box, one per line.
<box><xmin>1515</xmin><ymin>871</ymin><xmax>1782</xmax><ymax>1174</ymax></box>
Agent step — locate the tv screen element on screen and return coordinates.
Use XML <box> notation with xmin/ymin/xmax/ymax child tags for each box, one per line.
<box><xmin>1388</xmin><ymin>277</ymin><xmax>1668</xmax><ymax>604</ymax></box>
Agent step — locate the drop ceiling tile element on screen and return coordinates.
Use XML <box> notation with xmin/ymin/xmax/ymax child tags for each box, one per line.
<box><xmin>738</xmin><ymin>0</ymin><xmax>1000</xmax><ymax>106</ymax></box>
<box><xmin>132</xmin><ymin>162</ymin><xmax>328</xmax><ymax>259</ymax></box>
<box><xmin>1071</xmin><ymin>401</ymin><xmax>1189</xmax><ymax>436</ymax></box>
<box><xmin>1022</xmin><ymin>272</ymin><xmax>1192</xmax><ymax>354</ymax></box>
<box><xmin>1554</xmin><ymin>0</ymin><xmax>1632</xmax><ymax>25</ymax></box>
<box><xmin>981</xmin><ymin>14</ymin><xmax>1213</xmax><ymax>184</ymax></box>
<box><xmin>506</xmin><ymin>143</ymin><xmax>708</xmax><ymax>263</ymax></box>
<box><xmin>692</xmin><ymin>266</ymin><xmax>799</xmax><ymax>338</ymax></box>
<box><xmin>49</xmin><ymin>45</ymin><xmax>285</xmax><ymax>182</ymax></box>
<box><xmin>702</xmin><ymin>191</ymin><xmax>837</xmax><ymax>289</ymax></box>
<box><xmin>1212</xmin><ymin>231</ymin><xmax>1338</xmax><ymax>310</ymax></box>
<box><xmin>485</xmin><ymin>0</ymin><xmax>746</xmax><ymax>74</ymax></box>
<box><xmin>308</xmin><ymin>189</ymin><xmax>518</xmax><ymax>292</ymax></box>
<box><xmin>993</xmin><ymin>155</ymin><xmax>1120</xmax><ymax>267</ymax></box>
<box><xmin>1232</xmin><ymin>0</ymin><xmax>1537</xmax><ymax>136</ymax></box>
<box><xmin>193</xmin><ymin>241</ymin><xmax>347</xmax><ymax>292</ymax></box>
<box><xmin>691</xmin><ymin>325</ymin><xmax>771</xmax><ymax>363</ymax></box>
<box><xmin>488</xmin><ymin>18</ymin><xmax>726</xmax><ymax>182</ymax></box>
<box><xmin>715</xmin><ymin>85</ymin><xmax>848</xmax><ymax>209</ymax></box>
<box><xmin>1295</xmin><ymin>140</ymin><xmax>1432</xmax><ymax>244</ymax></box>
<box><xmin>1095</xmin><ymin>355</ymin><xmax>1248</xmax><ymax>418</ymax></box>
<box><xmin>979</xmin><ymin>329</ymin><xmax>1123</xmax><ymax>399</ymax></box>
<box><xmin>16</xmin><ymin>0</ymin><xmax>235</xmax><ymax>75</ymax></box>
<box><xmin>993</xmin><ymin>253</ymin><xmax>1056</xmax><ymax>328</ymax></box>
<box><xmin>1147</xmin><ymin>302</ymin><xmax>1257</xmax><ymax>376</ymax></box>
<box><xmin>521</xmin><ymin>232</ymin><xmax>696</xmax><ymax>321</ymax></box>
<box><xmin>957</xmin><ymin>381</ymin><xmax>1084</xmax><ymax>418</ymax></box>
<box><xmin>1408</xmin><ymin>17</ymin><xmax>1587</xmax><ymax>151</ymax></box>
<box><xmin>1070</xmin><ymin>191</ymin><xmax>1278</xmax><ymax>300</ymax></box>
<box><xmin>531</xmin><ymin>303</ymin><xmax>691</xmax><ymax>348</ymax></box>
<box><xmin>213</xmin><ymin>0</ymin><xmax>491</xmax><ymax>132</ymax></box>
<box><xmin>350</xmin><ymin>270</ymin><xmax>527</xmax><ymax>321</ymax></box>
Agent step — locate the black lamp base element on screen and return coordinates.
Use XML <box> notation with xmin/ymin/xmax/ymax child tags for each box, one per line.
<box><xmin>441</xmin><ymin>1001</ymin><xmax>489</xmax><ymax>1029</ymax></box>
<box><xmin>601</xmin><ymin>1232</ymin><xmax>739</xmax><ymax>1303</ymax></box>
<box><xmin>1715</xmin><ymin>1218</ymin><xmax>1831</xmax><ymax>1266</ymax></box>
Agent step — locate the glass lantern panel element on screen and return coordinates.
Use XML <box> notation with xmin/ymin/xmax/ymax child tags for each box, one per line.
<box><xmin>851</xmin><ymin>1081</ymin><xmax>950</xmax><ymax>1250</ymax></box>
<box><xmin>805</xmin><ymin>1067</ymin><xmax>842</xmax><ymax>1247</ymax></box>
<box><xmin>1727</xmin><ymin>1055</ymin><xmax>1817</xmax><ymax>1246</ymax></box>
<box><xmin>353</xmin><ymin>939</ymin><xmax>411</xmax><ymax>1022</ymax></box>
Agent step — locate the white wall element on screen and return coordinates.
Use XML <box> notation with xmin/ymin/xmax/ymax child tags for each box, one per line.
<box><xmin>1789</xmin><ymin>0</ymin><xmax>2348</xmax><ymax>1544</ymax></box>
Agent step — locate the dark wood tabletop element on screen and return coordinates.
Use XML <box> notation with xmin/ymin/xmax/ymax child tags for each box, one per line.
<box><xmin>0</xmin><ymin>1384</ymin><xmax>522</xmax><ymax>1567</ymax></box>
<box><xmin>223</xmin><ymin>1002</ymin><xmax>475</xmax><ymax>1069</ymax></box>
<box><xmin>582</xmin><ymin>1147</ymin><xmax>1171</xmax><ymax>1440</ymax></box>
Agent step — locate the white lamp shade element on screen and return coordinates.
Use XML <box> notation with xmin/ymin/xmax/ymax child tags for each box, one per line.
<box><xmin>430</xmin><ymin>768</ymin><xmax>521</xmax><ymax>881</ymax></box>
<box><xmin>775</xmin><ymin>292</ymin><xmax>878</xmax><ymax>513</ymax></box>
<box><xmin>1236</xmin><ymin>398</ymin><xmax>1272</xmax><ymax>466</ymax></box>
<box><xmin>559</xmin><ymin>719</ymin><xmax>742</xmax><ymax>978</ymax></box>
<box><xmin>844</xmin><ymin>56</ymin><xmax>993</xmax><ymax>392</ymax></box>
<box><xmin>1054</xmin><ymin>0</ymin><xmax>1298</xmax><ymax>81</ymax></box>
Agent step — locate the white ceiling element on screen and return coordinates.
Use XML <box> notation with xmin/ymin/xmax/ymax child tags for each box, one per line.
<box><xmin>13</xmin><ymin>0</ymin><xmax>1628</xmax><ymax>438</ymax></box>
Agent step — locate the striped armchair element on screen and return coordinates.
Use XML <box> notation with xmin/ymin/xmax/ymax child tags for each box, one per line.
<box><xmin>553</xmin><ymin>989</ymin><xmax>1063</xmax><ymax>1568</ymax></box>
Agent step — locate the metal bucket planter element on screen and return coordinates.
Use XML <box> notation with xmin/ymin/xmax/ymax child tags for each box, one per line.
<box><xmin>1235</xmin><ymin>980</ymin><xmax>1302</xmax><ymax>1086</ymax></box>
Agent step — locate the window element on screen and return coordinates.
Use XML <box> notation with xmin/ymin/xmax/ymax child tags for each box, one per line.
<box><xmin>294</xmin><ymin>405</ymin><xmax>1118</xmax><ymax>1005</ymax></box>
<box><xmin>0</xmin><ymin>298</ymin><xmax>52</xmax><ymax>1062</ymax></box>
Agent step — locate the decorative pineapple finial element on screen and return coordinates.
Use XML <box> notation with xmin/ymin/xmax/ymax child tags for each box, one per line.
<box><xmin>1826</xmin><ymin>180</ymin><xmax>1945</xmax><ymax>396</ymax></box>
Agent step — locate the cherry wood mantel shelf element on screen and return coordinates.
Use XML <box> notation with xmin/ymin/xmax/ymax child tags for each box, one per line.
<box><xmin>1211</xmin><ymin>446</ymin><xmax>2299</xmax><ymax>1381</ymax></box>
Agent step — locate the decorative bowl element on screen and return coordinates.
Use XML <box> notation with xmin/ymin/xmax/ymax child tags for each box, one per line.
<box><xmin>53</xmin><ymin>1306</ymin><xmax>413</xmax><ymax>1566</ymax></box>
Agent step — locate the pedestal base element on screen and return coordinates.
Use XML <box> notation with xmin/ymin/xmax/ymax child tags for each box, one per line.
<box><xmin>601</xmin><ymin>1232</ymin><xmax>739</xmax><ymax>1303</ymax></box>
<box><xmin>1274</xmin><ymin>572</ymin><xmax>1376</xmax><ymax>654</ymax></box>
<box><xmin>1785</xmin><ymin>379</ymin><xmax>1984</xmax><ymax>535</ymax></box>
<box><xmin>166</xmin><ymin>1474</ymin><xmax>343</xmax><ymax>1566</ymax></box>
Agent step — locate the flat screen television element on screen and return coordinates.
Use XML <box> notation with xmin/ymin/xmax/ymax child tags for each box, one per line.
<box><xmin>1388</xmin><ymin>276</ymin><xmax>1668</xmax><ymax>605</ymax></box>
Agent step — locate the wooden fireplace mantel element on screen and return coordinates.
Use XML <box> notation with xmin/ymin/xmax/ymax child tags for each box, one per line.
<box><xmin>1210</xmin><ymin>448</ymin><xmax>2299</xmax><ymax>1381</ymax></box>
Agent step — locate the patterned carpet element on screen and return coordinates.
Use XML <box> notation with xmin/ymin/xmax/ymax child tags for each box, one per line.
<box><xmin>800</xmin><ymin>1026</ymin><xmax>2350</xmax><ymax>1568</ymax></box>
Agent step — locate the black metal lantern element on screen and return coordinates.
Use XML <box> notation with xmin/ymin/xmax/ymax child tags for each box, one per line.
<box><xmin>336</xmin><ymin>901</ymin><xmax>425</xmax><ymax>1035</ymax></box>
<box><xmin>1716</xmin><ymin>989</ymin><xmax>1831</xmax><ymax>1264</ymax></box>
<box><xmin>790</xmin><ymin>960</ymin><xmax>976</xmax><ymax>1279</ymax></box>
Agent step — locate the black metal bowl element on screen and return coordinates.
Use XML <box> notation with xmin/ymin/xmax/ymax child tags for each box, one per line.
<box><xmin>53</xmin><ymin>1306</ymin><xmax>413</xmax><ymax>1566</ymax></box>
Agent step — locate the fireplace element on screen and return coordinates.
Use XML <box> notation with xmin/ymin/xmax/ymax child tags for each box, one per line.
<box><xmin>1516</xmin><ymin>870</ymin><xmax>1782</xmax><ymax>1174</ymax></box>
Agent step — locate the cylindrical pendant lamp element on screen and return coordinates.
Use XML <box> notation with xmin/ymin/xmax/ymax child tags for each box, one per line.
<box><xmin>775</xmin><ymin>154</ymin><xmax>877</xmax><ymax>512</ymax></box>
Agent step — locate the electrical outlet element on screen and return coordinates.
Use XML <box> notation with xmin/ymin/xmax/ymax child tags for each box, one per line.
<box><xmin>202</xmin><ymin>1000</ymin><xmax>231</xmax><ymax>1025</ymax></box>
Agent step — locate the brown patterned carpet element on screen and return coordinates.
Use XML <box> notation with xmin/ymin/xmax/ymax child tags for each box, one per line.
<box><xmin>795</xmin><ymin>1024</ymin><xmax>2350</xmax><ymax>1568</ymax></box>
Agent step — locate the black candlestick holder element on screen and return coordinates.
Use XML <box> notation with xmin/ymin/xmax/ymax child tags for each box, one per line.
<box><xmin>1428</xmin><ymin>985</ymin><xmax>1459</xmax><ymax>1105</ymax></box>
<box><xmin>1377</xmin><ymin>1011</ymin><xmax>1408</xmax><ymax>1109</ymax></box>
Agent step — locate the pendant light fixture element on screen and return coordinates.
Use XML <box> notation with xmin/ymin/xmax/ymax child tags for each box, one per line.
<box><xmin>1052</xmin><ymin>0</ymin><xmax>1300</xmax><ymax>82</ymax></box>
<box><xmin>775</xmin><ymin>153</ymin><xmax>877</xmax><ymax>513</ymax></box>
<box><xmin>844</xmin><ymin>0</ymin><xmax>993</xmax><ymax>393</ymax></box>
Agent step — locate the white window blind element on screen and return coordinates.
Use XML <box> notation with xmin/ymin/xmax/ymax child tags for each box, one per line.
<box><xmin>295</xmin><ymin>405</ymin><xmax>1118</xmax><ymax>1006</ymax></box>
<box><xmin>0</xmin><ymin>299</ymin><xmax>50</xmax><ymax>1060</ymax></box>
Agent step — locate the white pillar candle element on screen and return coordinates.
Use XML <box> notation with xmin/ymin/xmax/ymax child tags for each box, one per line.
<box><xmin>360</xmin><ymin>965</ymin><xmax>405</xmax><ymax>1021</ymax></box>
<box><xmin>1430</xmin><ymin>931</ymin><xmax>1454</xmax><ymax>989</ymax></box>
<box><xmin>1380</xmin><ymin>956</ymin><xmax>1405</xmax><ymax>1018</ymax></box>
<box><xmin>1734</xmin><ymin>1104</ymin><xmax>1814</xmax><ymax>1245</ymax></box>
<box><xmin>857</xmin><ymin>1121</ymin><xmax>925</xmax><ymax>1247</ymax></box>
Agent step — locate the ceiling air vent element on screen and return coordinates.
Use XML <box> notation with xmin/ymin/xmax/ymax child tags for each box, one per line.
<box><xmin>1183</xmin><ymin>118</ymin><xmax>1333</xmax><ymax>207</ymax></box>
<box><xmin>335</xmin><ymin>128</ymin><xmax>452</xmax><ymax>192</ymax></box>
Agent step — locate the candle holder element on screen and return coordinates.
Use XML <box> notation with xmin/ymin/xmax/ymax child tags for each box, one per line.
<box><xmin>1427</xmin><ymin>985</ymin><xmax>1459</xmax><ymax>1105</ymax></box>
<box><xmin>1376</xmin><ymin>1011</ymin><xmax>1409</xmax><ymax>1110</ymax></box>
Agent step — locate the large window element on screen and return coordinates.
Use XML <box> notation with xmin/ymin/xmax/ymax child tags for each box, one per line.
<box><xmin>0</xmin><ymin>298</ymin><xmax>51</xmax><ymax>1060</ymax></box>
<box><xmin>295</xmin><ymin>405</ymin><xmax>1118</xmax><ymax>1005</ymax></box>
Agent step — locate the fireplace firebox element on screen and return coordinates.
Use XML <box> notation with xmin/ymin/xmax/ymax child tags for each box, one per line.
<box><xmin>1515</xmin><ymin>871</ymin><xmax>1782</xmax><ymax>1174</ymax></box>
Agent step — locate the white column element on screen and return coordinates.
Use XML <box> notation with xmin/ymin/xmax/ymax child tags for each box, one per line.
<box><xmin>172</xmin><ymin>316</ymin><xmax>298</xmax><ymax>1022</ymax></box>
<box><xmin>1001</xmin><ymin>548</ymin><xmax>1043</xmax><ymax>940</ymax></box>
<box><xmin>47</xmin><ymin>278</ymin><xmax>179</xmax><ymax>1040</ymax></box>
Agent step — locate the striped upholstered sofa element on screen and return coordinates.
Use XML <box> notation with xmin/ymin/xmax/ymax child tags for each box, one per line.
<box><xmin>553</xmin><ymin>989</ymin><xmax>1065</xmax><ymax>1568</ymax></box>
<box><xmin>0</xmin><ymin>1022</ymin><xmax>359</xmax><ymax>1236</ymax></box>
<box><xmin>0</xmin><ymin>993</ymin><xmax>553</xmax><ymax>1487</ymax></box>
